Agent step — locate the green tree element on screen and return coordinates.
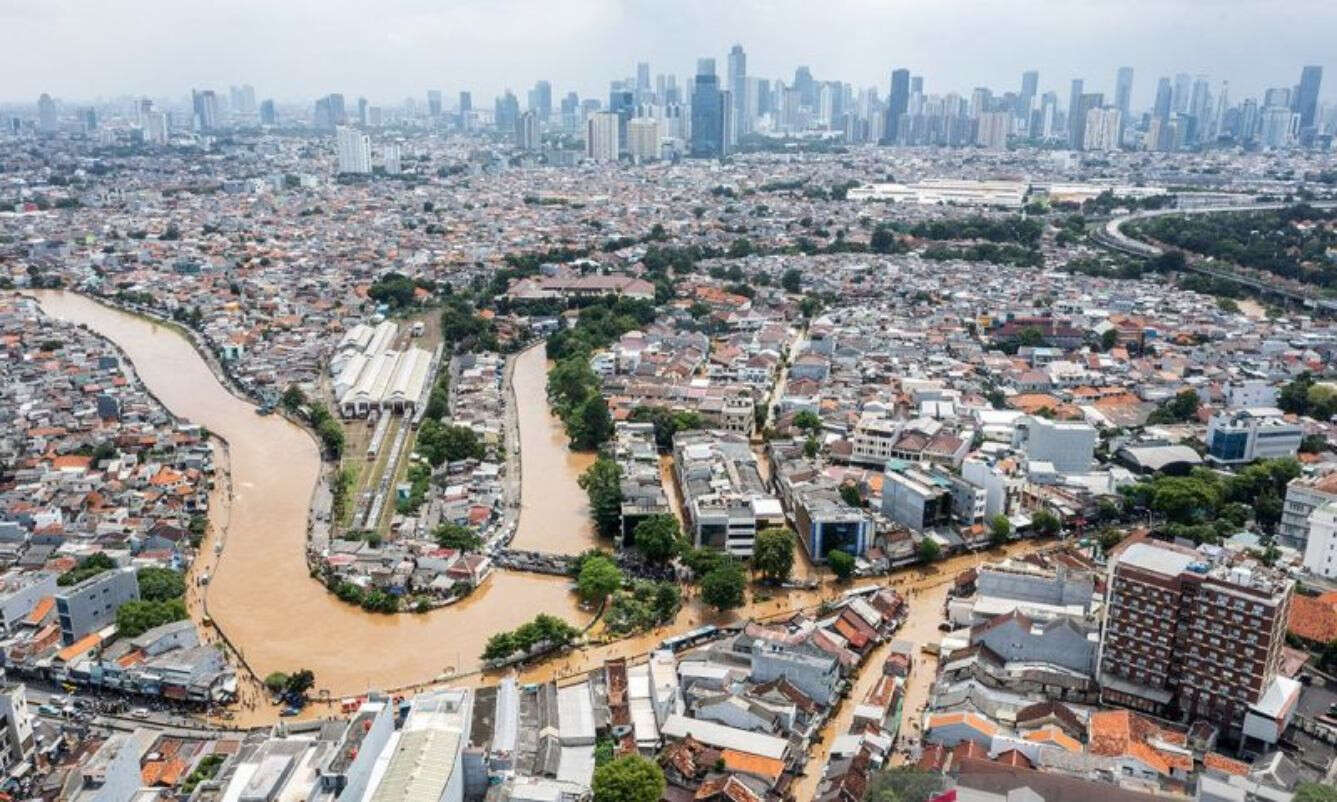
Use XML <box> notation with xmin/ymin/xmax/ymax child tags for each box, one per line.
<box><xmin>753</xmin><ymin>527</ymin><xmax>796</xmax><ymax>583</ymax></box>
<box><xmin>1294</xmin><ymin>783</ymin><xmax>1337</xmax><ymax>802</ymax></box>
<box><xmin>1017</xmin><ymin>326</ymin><xmax>1045</xmax><ymax>347</ymax></box>
<box><xmin>591</xmin><ymin>754</ymin><xmax>666</xmax><ymax>802</ymax></box>
<box><xmin>701</xmin><ymin>560</ymin><xmax>747</xmax><ymax>611</ymax></box>
<box><xmin>682</xmin><ymin>547</ymin><xmax>727</xmax><ymax>577</ymax></box>
<box><xmin>571</xmin><ymin>395</ymin><xmax>614</xmax><ymax>450</ymax></box>
<box><xmin>577</xmin><ymin>554</ymin><xmax>623</xmax><ymax>604</ymax></box>
<box><xmin>839</xmin><ymin>482</ymin><xmax>863</xmax><ymax>508</ymax></box>
<box><xmin>1031</xmin><ymin>508</ymin><xmax>1061</xmax><ymax>536</ymax></box>
<box><xmin>865</xmin><ymin>767</ymin><xmax>946</xmax><ymax>802</ymax></box>
<box><xmin>482</xmin><ymin>631</ymin><xmax>517</xmax><ymax>661</ymax></box>
<box><xmin>284</xmin><ymin>669</ymin><xmax>315</xmax><ymax>699</ymax></box>
<box><xmin>989</xmin><ymin>514</ymin><xmax>1012</xmax><ymax>546</ymax></box>
<box><xmin>434</xmin><ymin>522</ymin><xmax>482</xmax><ymax>551</ymax></box>
<box><xmin>280</xmin><ymin>384</ymin><xmax>307</xmax><ymax>412</ymax></box>
<box><xmin>827</xmin><ymin>549</ymin><xmax>855</xmax><ymax>580</ymax></box>
<box><xmin>632</xmin><ymin>515</ymin><xmax>683</xmax><ymax>564</ymax></box>
<box><xmin>115</xmin><ymin>599</ymin><xmax>187</xmax><ymax>637</ymax></box>
<box><xmin>793</xmin><ymin>409</ymin><xmax>822</xmax><ymax>434</ymax></box>
<box><xmin>727</xmin><ymin>237</ymin><xmax>754</xmax><ymax>258</ymax></box>
<box><xmin>917</xmin><ymin>538</ymin><xmax>942</xmax><ymax>563</ymax></box>
<box><xmin>263</xmin><ymin>672</ymin><xmax>289</xmax><ymax>693</ymax></box>
<box><xmin>137</xmin><ymin>567</ymin><xmax>186</xmax><ymax>601</ymax></box>
<box><xmin>780</xmin><ymin>268</ymin><xmax>802</xmax><ymax>293</ymax></box>
<box><xmin>58</xmin><ymin>553</ymin><xmax>116</xmax><ymax>586</ymax></box>
<box><xmin>579</xmin><ymin>456</ymin><xmax>624</xmax><ymax>539</ymax></box>
<box><xmin>1100</xmin><ymin>328</ymin><xmax>1119</xmax><ymax>351</ymax></box>
<box><xmin>1147</xmin><ymin>389</ymin><xmax>1200</xmax><ymax>424</ymax></box>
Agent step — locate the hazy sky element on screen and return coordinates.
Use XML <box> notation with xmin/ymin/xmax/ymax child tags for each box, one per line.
<box><xmin>2</xmin><ymin>0</ymin><xmax>1333</xmax><ymax>109</ymax></box>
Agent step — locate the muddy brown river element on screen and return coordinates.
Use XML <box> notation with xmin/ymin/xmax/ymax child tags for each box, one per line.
<box><xmin>32</xmin><ymin>291</ymin><xmax>586</xmax><ymax>698</ymax></box>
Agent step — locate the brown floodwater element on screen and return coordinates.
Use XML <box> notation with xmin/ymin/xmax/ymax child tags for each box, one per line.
<box><xmin>31</xmin><ymin>291</ymin><xmax>586</xmax><ymax>699</ymax></box>
<box><xmin>507</xmin><ymin>345</ymin><xmax>597</xmax><ymax>554</ymax></box>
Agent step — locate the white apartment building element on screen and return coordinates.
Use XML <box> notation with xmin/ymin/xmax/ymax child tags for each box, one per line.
<box><xmin>1017</xmin><ymin>416</ymin><xmax>1096</xmax><ymax>474</ymax></box>
<box><xmin>1279</xmin><ymin>472</ymin><xmax>1337</xmax><ymax>551</ymax></box>
<box><xmin>335</xmin><ymin>126</ymin><xmax>371</xmax><ymax>174</ymax></box>
<box><xmin>586</xmin><ymin>112</ymin><xmax>620</xmax><ymax>162</ymax></box>
<box><xmin>627</xmin><ymin>117</ymin><xmax>661</xmax><ymax>162</ymax></box>
<box><xmin>1304</xmin><ymin>502</ymin><xmax>1337</xmax><ymax>579</ymax></box>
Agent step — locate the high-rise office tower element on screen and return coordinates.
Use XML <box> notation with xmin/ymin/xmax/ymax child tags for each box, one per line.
<box><xmin>1071</xmin><ymin>92</ymin><xmax>1103</xmax><ymax>149</ymax></box>
<box><xmin>586</xmin><ymin>111</ymin><xmax>620</xmax><ymax>162</ymax></box>
<box><xmin>1153</xmin><ymin>77</ymin><xmax>1173</xmax><ymax>120</ymax></box>
<box><xmin>689</xmin><ymin>58</ymin><xmax>723</xmax><ymax>158</ymax></box>
<box><xmin>1039</xmin><ymin>92</ymin><xmax>1059</xmax><ymax>139</ymax></box>
<box><xmin>1098</xmin><ymin>540</ymin><xmax>1293</xmax><ymax>735</ymax></box>
<box><xmin>1066</xmin><ymin>79</ymin><xmax>1084</xmax><ymax>148</ymax></box>
<box><xmin>191</xmin><ymin>89</ymin><xmax>219</xmax><ymax>132</ymax></box>
<box><xmin>356</xmin><ymin>97</ymin><xmax>368</xmax><ymax>126</ymax></box>
<box><xmin>259</xmin><ymin>99</ymin><xmax>276</xmax><ymax>125</ymax></box>
<box><xmin>1019</xmin><ymin>70</ymin><xmax>1038</xmax><ymax>117</ymax></box>
<box><xmin>529</xmin><ymin>81</ymin><xmax>552</xmax><ymax>122</ymax></box>
<box><xmin>368</xmin><ymin>106</ymin><xmax>383</xmax><ymax>127</ymax></box>
<box><xmin>636</xmin><ymin>62</ymin><xmax>651</xmax><ymax>101</ymax></box>
<box><xmin>560</xmin><ymin>92</ymin><xmax>580</xmax><ymax>133</ymax></box>
<box><xmin>884</xmin><ymin>68</ymin><xmax>910</xmax><ymax>144</ymax></box>
<box><xmin>794</xmin><ymin>66</ymin><xmax>815</xmax><ymax>108</ymax></box>
<box><xmin>494</xmin><ymin>90</ymin><xmax>519</xmax><ymax>134</ymax></box>
<box><xmin>727</xmin><ymin>44</ymin><xmax>747</xmax><ymax>140</ymax></box>
<box><xmin>82</xmin><ymin>108</ymin><xmax>97</xmax><ymax>132</ymax></box>
<box><xmin>458</xmin><ymin>91</ymin><xmax>472</xmax><ymax>114</ymax></box>
<box><xmin>1295</xmin><ymin>65</ymin><xmax>1322</xmax><ymax>131</ymax></box>
<box><xmin>37</xmin><ymin>93</ymin><xmax>57</xmax><ymax>133</ymax></box>
<box><xmin>335</xmin><ymin>126</ymin><xmax>371</xmax><ymax>174</ymax></box>
<box><xmin>1173</xmin><ymin>72</ymin><xmax>1192</xmax><ymax>113</ymax></box>
<box><xmin>143</xmin><ymin>111</ymin><xmax>168</xmax><ymax>144</ymax></box>
<box><xmin>516</xmin><ymin>111</ymin><xmax>539</xmax><ymax>151</ymax></box>
<box><xmin>1114</xmin><ymin>67</ymin><xmax>1134</xmax><ymax>115</ymax></box>
<box><xmin>427</xmin><ymin>90</ymin><xmax>443</xmax><ymax>117</ymax></box>
<box><xmin>609</xmin><ymin>85</ymin><xmax>635</xmax><ymax>154</ymax></box>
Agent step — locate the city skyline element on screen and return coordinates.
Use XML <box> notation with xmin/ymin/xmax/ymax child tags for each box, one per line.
<box><xmin>3</xmin><ymin>0</ymin><xmax>1336</xmax><ymax>108</ymax></box>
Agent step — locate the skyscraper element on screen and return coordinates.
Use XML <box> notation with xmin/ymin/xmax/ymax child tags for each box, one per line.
<box><xmin>458</xmin><ymin>91</ymin><xmax>472</xmax><ymax>114</ymax></box>
<box><xmin>1114</xmin><ymin>67</ymin><xmax>1134</xmax><ymax>115</ymax></box>
<box><xmin>727</xmin><ymin>44</ymin><xmax>747</xmax><ymax>140</ymax></box>
<box><xmin>427</xmin><ymin>90</ymin><xmax>443</xmax><ymax>117</ymax></box>
<box><xmin>1019</xmin><ymin>70</ymin><xmax>1038</xmax><ymax>118</ymax></box>
<box><xmin>1066</xmin><ymin>79</ymin><xmax>1084</xmax><ymax>148</ymax></box>
<box><xmin>37</xmin><ymin>93</ymin><xmax>56</xmax><ymax>133</ymax></box>
<box><xmin>627</xmin><ymin>116</ymin><xmax>661</xmax><ymax>162</ymax></box>
<box><xmin>636</xmin><ymin>62</ymin><xmax>651</xmax><ymax>101</ymax></box>
<box><xmin>191</xmin><ymin>89</ymin><xmax>219</xmax><ymax>132</ymax></box>
<box><xmin>689</xmin><ymin>58</ymin><xmax>723</xmax><ymax>158</ymax></box>
<box><xmin>516</xmin><ymin>111</ymin><xmax>539</xmax><ymax>151</ymax></box>
<box><xmin>609</xmin><ymin>85</ymin><xmax>635</xmax><ymax>154</ymax></box>
<box><xmin>794</xmin><ymin>66</ymin><xmax>815</xmax><ymax>108</ymax></box>
<box><xmin>529</xmin><ymin>81</ymin><xmax>552</xmax><ymax>122</ymax></box>
<box><xmin>884</xmin><ymin>68</ymin><xmax>910</xmax><ymax>144</ymax></box>
<box><xmin>494</xmin><ymin>90</ymin><xmax>519</xmax><ymax>134</ymax></box>
<box><xmin>335</xmin><ymin>126</ymin><xmax>371</xmax><ymax>174</ymax></box>
<box><xmin>586</xmin><ymin>111</ymin><xmax>620</xmax><ymax>162</ymax></box>
<box><xmin>1153</xmin><ymin>77</ymin><xmax>1173</xmax><ymax>120</ymax></box>
<box><xmin>259</xmin><ymin>99</ymin><xmax>276</xmax><ymax>125</ymax></box>
<box><xmin>1295</xmin><ymin>65</ymin><xmax>1322</xmax><ymax>131</ymax></box>
<box><xmin>1173</xmin><ymin>72</ymin><xmax>1192</xmax><ymax>113</ymax></box>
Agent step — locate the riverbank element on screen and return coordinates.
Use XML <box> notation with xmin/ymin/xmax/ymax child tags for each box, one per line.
<box><xmin>29</xmin><ymin>291</ymin><xmax>590</xmax><ymax>718</ymax></box>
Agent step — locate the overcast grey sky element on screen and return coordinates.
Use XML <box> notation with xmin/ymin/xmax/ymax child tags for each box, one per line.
<box><xmin>1</xmin><ymin>0</ymin><xmax>1332</xmax><ymax>109</ymax></box>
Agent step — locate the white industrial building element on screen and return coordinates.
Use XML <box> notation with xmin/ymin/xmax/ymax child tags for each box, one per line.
<box><xmin>332</xmin><ymin>321</ymin><xmax>437</xmax><ymax>418</ymax></box>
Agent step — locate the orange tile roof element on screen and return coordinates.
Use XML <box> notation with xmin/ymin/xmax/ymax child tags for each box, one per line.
<box><xmin>1022</xmin><ymin>727</ymin><xmax>1082</xmax><ymax>752</ymax></box>
<box><xmin>51</xmin><ymin>455</ymin><xmax>93</xmax><ymax>471</ymax></box>
<box><xmin>1204</xmin><ymin>752</ymin><xmax>1250</xmax><ymax>777</ymax></box>
<box><xmin>24</xmin><ymin>596</ymin><xmax>54</xmax><ymax>627</ymax></box>
<box><xmin>1288</xmin><ymin>594</ymin><xmax>1337</xmax><ymax>643</ymax></box>
<box><xmin>55</xmin><ymin>632</ymin><xmax>102</xmax><ymax>663</ymax></box>
<box><xmin>721</xmin><ymin>749</ymin><xmax>784</xmax><ymax>782</ymax></box>
<box><xmin>927</xmin><ymin>711</ymin><xmax>999</xmax><ymax>737</ymax></box>
<box><xmin>1088</xmin><ymin>709</ymin><xmax>1191</xmax><ymax>777</ymax></box>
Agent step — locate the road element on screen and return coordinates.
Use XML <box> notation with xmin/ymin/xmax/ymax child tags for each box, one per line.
<box><xmin>1092</xmin><ymin>200</ymin><xmax>1337</xmax><ymax>310</ymax></box>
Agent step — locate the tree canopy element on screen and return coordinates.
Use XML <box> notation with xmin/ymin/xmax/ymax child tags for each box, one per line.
<box><xmin>577</xmin><ymin>554</ymin><xmax>623</xmax><ymax>604</ymax></box>
<box><xmin>631</xmin><ymin>515</ymin><xmax>683</xmax><ymax>563</ymax></box>
<box><xmin>701</xmin><ymin>559</ymin><xmax>747</xmax><ymax>611</ymax></box>
<box><xmin>753</xmin><ymin>527</ymin><xmax>796</xmax><ymax>583</ymax></box>
<box><xmin>591</xmin><ymin>754</ymin><xmax>666</xmax><ymax>802</ymax></box>
<box><xmin>579</xmin><ymin>456</ymin><xmax>624</xmax><ymax>540</ymax></box>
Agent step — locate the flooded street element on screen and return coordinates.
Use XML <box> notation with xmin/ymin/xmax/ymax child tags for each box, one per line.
<box><xmin>31</xmin><ymin>291</ymin><xmax>586</xmax><ymax>708</ymax></box>
<box><xmin>507</xmin><ymin>344</ymin><xmax>597</xmax><ymax>554</ymax></box>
